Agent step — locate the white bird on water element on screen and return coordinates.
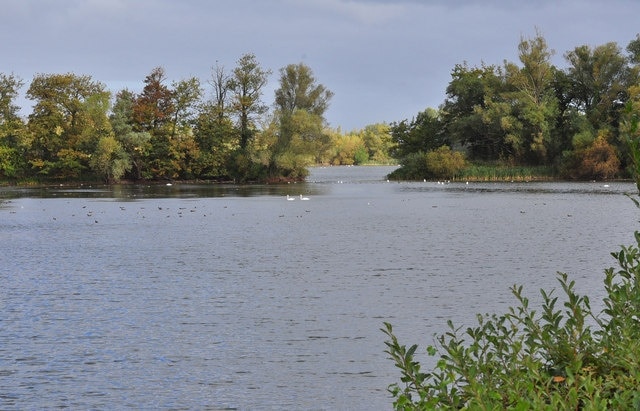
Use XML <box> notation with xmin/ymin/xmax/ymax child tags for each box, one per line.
<box><xmin>300</xmin><ymin>194</ymin><xmax>310</xmax><ymax>200</ymax></box>
<box><xmin>287</xmin><ymin>195</ymin><xmax>295</xmax><ymax>201</ymax></box>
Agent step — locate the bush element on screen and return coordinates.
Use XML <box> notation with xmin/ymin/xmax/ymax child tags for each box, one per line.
<box><xmin>388</xmin><ymin>151</ymin><xmax>429</xmax><ymax>180</ymax></box>
<box><xmin>388</xmin><ymin>146</ymin><xmax>466</xmax><ymax>181</ymax></box>
<box><xmin>560</xmin><ymin>134</ymin><xmax>621</xmax><ymax>180</ymax></box>
<box><xmin>424</xmin><ymin>146</ymin><xmax>466</xmax><ymax>180</ymax></box>
<box><xmin>383</xmin><ymin>230</ymin><xmax>640</xmax><ymax>409</ymax></box>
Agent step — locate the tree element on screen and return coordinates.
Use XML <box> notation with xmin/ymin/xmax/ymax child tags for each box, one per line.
<box><xmin>274</xmin><ymin>63</ymin><xmax>333</xmax><ymax>117</ymax></box>
<box><xmin>441</xmin><ymin>63</ymin><xmax>508</xmax><ymax>160</ymax></box>
<box><xmin>272</xmin><ymin>109</ymin><xmax>330</xmax><ymax>176</ymax></box>
<box><xmin>272</xmin><ymin>63</ymin><xmax>333</xmax><ymax>176</ymax></box>
<box><xmin>0</xmin><ymin>73</ymin><xmax>26</xmax><ymax>178</ymax></box>
<box><xmin>230</xmin><ymin>53</ymin><xmax>271</xmax><ymax>150</ymax></box>
<box><xmin>90</xmin><ymin>136</ymin><xmax>130</xmax><ymax>183</ymax></box>
<box><xmin>388</xmin><ymin>145</ymin><xmax>465</xmax><ymax>181</ymax></box>
<box><xmin>389</xmin><ymin>108</ymin><xmax>446</xmax><ymax>159</ymax></box>
<box><xmin>270</xmin><ymin>63</ymin><xmax>333</xmax><ymax>178</ymax></box>
<box><xmin>132</xmin><ymin>67</ymin><xmax>178</xmax><ymax>178</ymax></box>
<box><xmin>0</xmin><ymin>73</ymin><xmax>23</xmax><ymax>122</ymax></box>
<box><xmin>26</xmin><ymin>73</ymin><xmax>110</xmax><ymax>178</ymax></box>
<box><xmin>621</xmin><ymin>85</ymin><xmax>640</xmax><ymax>188</ymax></box>
<box><xmin>358</xmin><ymin>123</ymin><xmax>393</xmax><ymax>163</ymax></box>
<box><xmin>275</xmin><ymin>63</ymin><xmax>333</xmax><ymax>159</ymax></box>
<box><xmin>187</xmin><ymin>63</ymin><xmax>239</xmax><ymax>179</ymax></box>
<box><xmin>110</xmin><ymin>89</ymin><xmax>151</xmax><ymax>179</ymax></box>
<box><xmin>331</xmin><ymin>132</ymin><xmax>367</xmax><ymax>165</ymax></box>
<box><xmin>504</xmin><ymin>30</ymin><xmax>559</xmax><ymax>163</ymax></box>
<box><xmin>132</xmin><ymin>67</ymin><xmax>174</xmax><ymax>133</ymax></box>
<box><xmin>627</xmin><ymin>34</ymin><xmax>640</xmax><ymax>65</ymax></box>
<box><xmin>209</xmin><ymin>62</ymin><xmax>233</xmax><ymax>122</ymax></box>
<box><xmin>564</xmin><ymin>42</ymin><xmax>630</xmax><ymax>132</ymax></box>
<box><xmin>170</xmin><ymin>76</ymin><xmax>202</xmax><ymax>138</ymax></box>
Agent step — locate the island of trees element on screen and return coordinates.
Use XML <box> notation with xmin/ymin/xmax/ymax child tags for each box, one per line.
<box><xmin>389</xmin><ymin>30</ymin><xmax>640</xmax><ymax>181</ymax></box>
<box><xmin>0</xmin><ymin>54</ymin><xmax>392</xmax><ymax>184</ymax></box>
<box><xmin>2</xmin><ymin>30</ymin><xmax>640</xmax><ymax>184</ymax></box>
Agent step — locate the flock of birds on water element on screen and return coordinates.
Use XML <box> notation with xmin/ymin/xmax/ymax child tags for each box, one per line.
<box><xmin>3</xmin><ymin>191</ymin><xmax>314</xmax><ymax>224</ymax></box>
<box><xmin>286</xmin><ymin>194</ymin><xmax>310</xmax><ymax>201</ymax></box>
<box><xmin>3</xmin><ymin>178</ymin><xmax>622</xmax><ymax>224</ymax></box>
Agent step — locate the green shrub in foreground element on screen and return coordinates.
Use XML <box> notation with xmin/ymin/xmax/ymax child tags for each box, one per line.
<box><xmin>383</xmin><ymin>231</ymin><xmax>640</xmax><ymax>409</ymax></box>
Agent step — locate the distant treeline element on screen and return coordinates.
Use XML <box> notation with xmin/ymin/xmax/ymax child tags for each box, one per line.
<box><xmin>3</xmin><ymin>30</ymin><xmax>640</xmax><ymax>184</ymax></box>
<box><xmin>0</xmin><ymin>54</ymin><xmax>392</xmax><ymax>184</ymax></box>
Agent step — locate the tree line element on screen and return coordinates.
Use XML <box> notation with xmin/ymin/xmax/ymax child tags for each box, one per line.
<box><xmin>389</xmin><ymin>30</ymin><xmax>640</xmax><ymax>181</ymax></box>
<box><xmin>0</xmin><ymin>53</ymin><xmax>393</xmax><ymax>183</ymax></box>
<box><xmin>4</xmin><ymin>31</ymin><xmax>640</xmax><ymax>184</ymax></box>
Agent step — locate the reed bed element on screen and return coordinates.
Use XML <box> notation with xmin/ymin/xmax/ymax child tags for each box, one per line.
<box><xmin>457</xmin><ymin>164</ymin><xmax>556</xmax><ymax>182</ymax></box>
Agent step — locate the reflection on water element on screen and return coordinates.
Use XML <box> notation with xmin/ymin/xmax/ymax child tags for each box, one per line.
<box><xmin>2</xmin><ymin>164</ymin><xmax>398</xmax><ymax>201</ymax></box>
<box><xmin>0</xmin><ymin>166</ymin><xmax>633</xmax><ymax>200</ymax></box>
<box><xmin>1</xmin><ymin>167</ymin><xmax>638</xmax><ymax>410</ymax></box>
<box><xmin>0</xmin><ymin>182</ymin><xmax>330</xmax><ymax>200</ymax></box>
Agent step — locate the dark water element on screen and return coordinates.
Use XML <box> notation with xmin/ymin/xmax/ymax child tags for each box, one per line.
<box><xmin>1</xmin><ymin>167</ymin><xmax>638</xmax><ymax>410</ymax></box>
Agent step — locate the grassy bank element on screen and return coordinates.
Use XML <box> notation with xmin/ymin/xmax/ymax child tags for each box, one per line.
<box><xmin>457</xmin><ymin>163</ymin><xmax>556</xmax><ymax>182</ymax></box>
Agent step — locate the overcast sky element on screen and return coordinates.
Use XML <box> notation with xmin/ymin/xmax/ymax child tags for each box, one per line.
<box><xmin>2</xmin><ymin>0</ymin><xmax>639</xmax><ymax>131</ymax></box>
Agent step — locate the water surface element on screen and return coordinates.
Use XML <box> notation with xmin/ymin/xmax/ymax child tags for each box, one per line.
<box><xmin>1</xmin><ymin>167</ymin><xmax>637</xmax><ymax>410</ymax></box>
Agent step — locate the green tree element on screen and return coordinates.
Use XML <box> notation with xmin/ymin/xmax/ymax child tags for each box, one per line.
<box><xmin>627</xmin><ymin>34</ymin><xmax>640</xmax><ymax>65</ymax></box>
<box><xmin>193</xmin><ymin>101</ymin><xmax>236</xmax><ymax>179</ymax></box>
<box><xmin>110</xmin><ymin>89</ymin><xmax>151</xmax><ymax>180</ymax></box>
<box><xmin>504</xmin><ymin>30</ymin><xmax>559</xmax><ymax>163</ymax></box>
<box><xmin>390</xmin><ymin>108</ymin><xmax>446</xmax><ymax>159</ymax></box>
<box><xmin>274</xmin><ymin>63</ymin><xmax>333</xmax><ymax>117</ymax></box>
<box><xmin>26</xmin><ymin>73</ymin><xmax>110</xmax><ymax>178</ymax></box>
<box><xmin>272</xmin><ymin>62</ymin><xmax>333</xmax><ymax>177</ymax></box>
<box><xmin>548</xmin><ymin>67</ymin><xmax>583</xmax><ymax>162</ymax></box>
<box><xmin>0</xmin><ymin>73</ymin><xmax>23</xmax><ymax>122</ymax></box>
<box><xmin>163</xmin><ymin>77</ymin><xmax>203</xmax><ymax>179</ymax></box>
<box><xmin>273</xmin><ymin>109</ymin><xmax>330</xmax><ymax>176</ymax></box>
<box><xmin>0</xmin><ymin>73</ymin><xmax>26</xmax><ymax>178</ymax></box>
<box><xmin>169</xmin><ymin>132</ymin><xmax>201</xmax><ymax>180</ymax></box>
<box><xmin>564</xmin><ymin>42</ymin><xmax>630</xmax><ymax>132</ymax></box>
<box><xmin>192</xmin><ymin>63</ymin><xmax>239</xmax><ymax>179</ymax></box>
<box><xmin>230</xmin><ymin>53</ymin><xmax>271</xmax><ymax>150</ymax></box>
<box><xmin>358</xmin><ymin>123</ymin><xmax>393</xmax><ymax>163</ymax></box>
<box><xmin>90</xmin><ymin>136</ymin><xmax>130</xmax><ymax>183</ymax></box>
<box><xmin>82</xmin><ymin>92</ymin><xmax>113</xmax><ymax>148</ymax></box>
<box><xmin>170</xmin><ymin>76</ymin><xmax>202</xmax><ymax>138</ymax></box>
<box><xmin>441</xmin><ymin>63</ymin><xmax>507</xmax><ymax>160</ymax></box>
<box><xmin>618</xmin><ymin>85</ymin><xmax>640</xmax><ymax>182</ymax></box>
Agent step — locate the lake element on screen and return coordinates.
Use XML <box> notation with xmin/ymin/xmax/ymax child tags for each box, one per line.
<box><xmin>1</xmin><ymin>166</ymin><xmax>638</xmax><ymax>410</ymax></box>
